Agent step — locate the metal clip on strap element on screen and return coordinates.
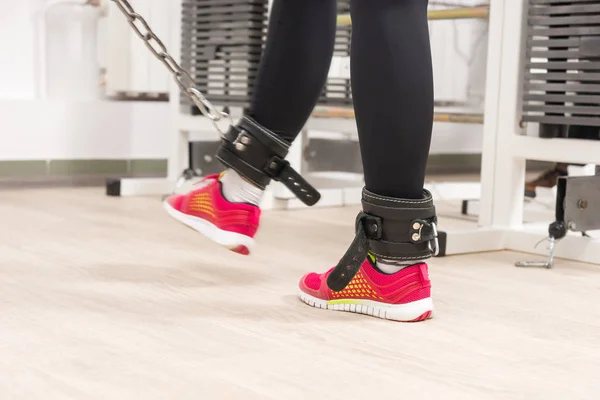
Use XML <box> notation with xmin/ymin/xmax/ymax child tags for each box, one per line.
<box><xmin>327</xmin><ymin>188</ymin><xmax>438</xmax><ymax>292</ymax></box>
<box><xmin>216</xmin><ymin>116</ymin><xmax>320</xmax><ymax>206</ymax></box>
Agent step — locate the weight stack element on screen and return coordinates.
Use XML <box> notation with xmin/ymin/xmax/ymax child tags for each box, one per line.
<box><xmin>522</xmin><ymin>0</ymin><xmax>600</xmax><ymax>140</ymax></box>
<box><xmin>179</xmin><ymin>0</ymin><xmax>269</xmax><ymax>114</ymax></box>
<box><xmin>182</xmin><ymin>1</ymin><xmax>354</xmax><ymax>176</ymax></box>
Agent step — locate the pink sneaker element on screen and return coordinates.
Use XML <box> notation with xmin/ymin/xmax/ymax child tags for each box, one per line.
<box><xmin>163</xmin><ymin>174</ymin><xmax>261</xmax><ymax>255</ymax></box>
<box><xmin>299</xmin><ymin>259</ymin><xmax>434</xmax><ymax>322</ymax></box>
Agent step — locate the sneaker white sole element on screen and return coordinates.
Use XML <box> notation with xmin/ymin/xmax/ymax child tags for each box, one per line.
<box><xmin>163</xmin><ymin>200</ymin><xmax>255</xmax><ymax>253</ymax></box>
<box><xmin>298</xmin><ymin>289</ymin><xmax>434</xmax><ymax>322</ymax></box>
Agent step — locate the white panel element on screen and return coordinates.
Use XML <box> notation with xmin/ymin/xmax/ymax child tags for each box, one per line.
<box><xmin>428</xmin><ymin>1</ymin><xmax>489</xmax><ymax>106</ymax></box>
<box><xmin>0</xmin><ymin>1</ymin><xmax>43</xmax><ymax>99</ymax></box>
<box><xmin>129</xmin><ymin>0</ymin><xmax>151</xmax><ymax>93</ymax></box>
<box><xmin>328</xmin><ymin>56</ymin><xmax>351</xmax><ymax>80</ymax></box>
<box><xmin>148</xmin><ymin>0</ymin><xmax>171</xmax><ymax>93</ymax></box>
<box><xmin>105</xmin><ymin>0</ymin><xmax>132</xmax><ymax>94</ymax></box>
<box><xmin>45</xmin><ymin>5</ymin><xmax>103</xmax><ymax>100</ymax></box>
<box><xmin>104</xmin><ymin>0</ymin><xmax>172</xmax><ymax>95</ymax></box>
<box><xmin>0</xmin><ymin>100</ymin><xmax>170</xmax><ymax>160</ymax></box>
<box><xmin>429</xmin><ymin>122</ymin><xmax>483</xmax><ymax>154</ymax></box>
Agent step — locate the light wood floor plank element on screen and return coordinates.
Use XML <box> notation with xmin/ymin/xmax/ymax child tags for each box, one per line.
<box><xmin>1</xmin><ymin>188</ymin><xmax>599</xmax><ymax>399</ymax></box>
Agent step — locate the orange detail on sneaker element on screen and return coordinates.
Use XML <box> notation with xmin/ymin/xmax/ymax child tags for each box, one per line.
<box><xmin>298</xmin><ymin>260</ymin><xmax>434</xmax><ymax>322</ymax></box>
<box><xmin>163</xmin><ymin>174</ymin><xmax>261</xmax><ymax>255</ymax></box>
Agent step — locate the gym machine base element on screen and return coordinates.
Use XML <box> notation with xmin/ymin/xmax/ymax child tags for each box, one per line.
<box><xmin>437</xmin><ymin>0</ymin><xmax>600</xmax><ymax>267</ymax></box>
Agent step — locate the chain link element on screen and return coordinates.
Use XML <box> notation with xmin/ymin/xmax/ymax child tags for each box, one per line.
<box><xmin>110</xmin><ymin>0</ymin><xmax>232</xmax><ymax>134</ymax></box>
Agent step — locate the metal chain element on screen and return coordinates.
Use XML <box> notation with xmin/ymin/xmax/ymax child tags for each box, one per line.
<box><xmin>110</xmin><ymin>0</ymin><xmax>232</xmax><ymax>135</ymax></box>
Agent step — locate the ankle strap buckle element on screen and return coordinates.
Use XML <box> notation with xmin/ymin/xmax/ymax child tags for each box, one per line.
<box><xmin>428</xmin><ymin>222</ymin><xmax>439</xmax><ymax>257</ymax></box>
<box><xmin>216</xmin><ymin>116</ymin><xmax>321</xmax><ymax>206</ymax></box>
<box><xmin>264</xmin><ymin>156</ymin><xmax>288</xmax><ymax>178</ymax></box>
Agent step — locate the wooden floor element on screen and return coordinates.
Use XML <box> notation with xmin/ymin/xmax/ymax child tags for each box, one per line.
<box><xmin>2</xmin><ymin>187</ymin><xmax>600</xmax><ymax>399</ymax></box>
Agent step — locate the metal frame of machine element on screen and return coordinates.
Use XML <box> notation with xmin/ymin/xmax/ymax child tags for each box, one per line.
<box><xmin>440</xmin><ymin>0</ymin><xmax>600</xmax><ymax>266</ymax></box>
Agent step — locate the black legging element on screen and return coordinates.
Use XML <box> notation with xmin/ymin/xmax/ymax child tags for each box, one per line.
<box><xmin>249</xmin><ymin>0</ymin><xmax>433</xmax><ymax>200</ymax></box>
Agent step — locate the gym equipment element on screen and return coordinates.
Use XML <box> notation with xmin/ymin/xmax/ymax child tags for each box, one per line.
<box><xmin>179</xmin><ymin>0</ymin><xmax>268</xmax><ymax>113</ymax></box>
<box><xmin>106</xmin><ymin>0</ymin><xmax>600</xmax><ymax>268</ymax></box>
<box><xmin>439</xmin><ymin>0</ymin><xmax>600</xmax><ymax>267</ymax></box>
<box><xmin>517</xmin><ymin>174</ymin><xmax>600</xmax><ymax>268</ymax></box>
<box><xmin>298</xmin><ymin>3</ymin><xmax>488</xmax><ymax>209</ymax></box>
<box><xmin>522</xmin><ymin>0</ymin><xmax>600</xmax><ymax>135</ymax></box>
<box><xmin>107</xmin><ymin>0</ymin><xmax>352</xmax><ymax>206</ymax></box>
<box><xmin>164</xmin><ymin>0</ymin><xmax>270</xmax><ymax>193</ymax></box>
<box><xmin>328</xmin><ymin>188</ymin><xmax>438</xmax><ymax>291</ymax></box>
<box><xmin>106</xmin><ymin>0</ymin><xmax>485</xmax><ymax>207</ymax></box>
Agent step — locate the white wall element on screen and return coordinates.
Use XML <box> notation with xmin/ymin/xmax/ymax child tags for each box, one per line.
<box><xmin>0</xmin><ymin>0</ymin><xmax>171</xmax><ymax>160</ymax></box>
<box><xmin>0</xmin><ymin>100</ymin><xmax>169</xmax><ymax>160</ymax></box>
<box><xmin>0</xmin><ymin>0</ymin><xmax>487</xmax><ymax>161</ymax></box>
<box><xmin>1</xmin><ymin>1</ymin><xmax>37</xmax><ymax>99</ymax></box>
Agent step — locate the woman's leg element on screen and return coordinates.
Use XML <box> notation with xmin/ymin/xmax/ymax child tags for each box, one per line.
<box><xmin>299</xmin><ymin>0</ymin><xmax>438</xmax><ymax>322</ymax></box>
<box><xmin>219</xmin><ymin>0</ymin><xmax>338</xmax><ymax>204</ymax></box>
<box><xmin>351</xmin><ymin>0</ymin><xmax>433</xmax><ymax>200</ymax></box>
<box><xmin>249</xmin><ymin>0</ymin><xmax>338</xmax><ymax>143</ymax></box>
<box><xmin>164</xmin><ymin>0</ymin><xmax>337</xmax><ymax>254</ymax></box>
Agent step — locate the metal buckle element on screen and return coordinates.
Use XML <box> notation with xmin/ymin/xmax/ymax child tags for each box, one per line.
<box><xmin>428</xmin><ymin>222</ymin><xmax>440</xmax><ymax>257</ymax></box>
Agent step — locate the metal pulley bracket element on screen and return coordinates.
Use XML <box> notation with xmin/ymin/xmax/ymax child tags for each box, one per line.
<box><xmin>556</xmin><ymin>175</ymin><xmax>600</xmax><ymax>233</ymax></box>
